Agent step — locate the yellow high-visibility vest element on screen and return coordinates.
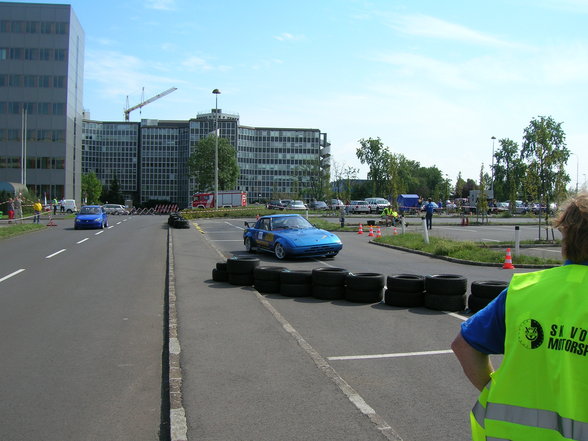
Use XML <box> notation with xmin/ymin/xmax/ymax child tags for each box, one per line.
<box><xmin>471</xmin><ymin>264</ymin><xmax>588</xmax><ymax>441</ymax></box>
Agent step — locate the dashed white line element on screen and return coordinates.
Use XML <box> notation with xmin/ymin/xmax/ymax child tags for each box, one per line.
<box><xmin>0</xmin><ymin>268</ymin><xmax>26</xmax><ymax>283</ymax></box>
<box><xmin>116</xmin><ymin>222</ymin><xmax>122</xmax><ymax>225</ymax></box>
<box><xmin>95</xmin><ymin>231</ymin><xmax>104</xmax><ymax>235</ymax></box>
<box><xmin>46</xmin><ymin>249</ymin><xmax>66</xmax><ymax>259</ymax></box>
<box><xmin>77</xmin><ymin>238</ymin><xmax>89</xmax><ymax>244</ymax></box>
<box><xmin>107</xmin><ymin>226</ymin><xmax>114</xmax><ymax>229</ymax></box>
<box><xmin>327</xmin><ymin>349</ymin><xmax>453</xmax><ymax>361</ymax></box>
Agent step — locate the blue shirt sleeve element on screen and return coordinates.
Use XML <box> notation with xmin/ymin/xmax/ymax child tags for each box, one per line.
<box><xmin>460</xmin><ymin>289</ymin><xmax>507</xmax><ymax>354</ymax></box>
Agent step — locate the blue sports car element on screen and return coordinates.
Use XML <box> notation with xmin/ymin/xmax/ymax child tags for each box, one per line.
<box><xmin>243</xmin><ymin>214</ymin><xmax>343</xmax><ymax>260</ymax></box>
<box><xmin>74</xmin><ymin>205</ymin><xmax>108</xmax><ymax>229</ymax></box>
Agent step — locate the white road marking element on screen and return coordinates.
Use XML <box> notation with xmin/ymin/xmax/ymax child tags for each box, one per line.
<box><xmin>224</xmin><ymin>221</ymin><xmax>245</xmax><ymax>230</ymax></box>
<box><xmin>529</xmin><ymin>248</ymin><xmax>561</xmax><ymax>253</ymax></box>
<box><xmin>77</xmin><ymin>238</ymin><xmax>89</xmax><ymax>244</ymax></box>
<box><xmin>328</xmin><ymin>349</ymin><xmax>453</xmax><ymax>361</ymax></box>
<box><xmin>448</xmin><ymin>312</ymin><xmax>469</xmax><ymax>321</ymax></box>
<box><xmin>481</xmin><ymin>238</ymin><xmax>499</xmax><ymax>242</ymax></box>
<box><xmin>116</xmin><ymin>222</ymin><xmax>122</xmax><ymax>225</ymax></box>
<box><xmin>107</xmin><ymin>226</ymin><xmax>114</xmax><ymax>229</ymax></box>
<box><xmin>212</xmin><ymin>239</ymin><xmax>243</xmax><ymax>242</ymax></box>
<box><xmin>123</xmin><ymin>219</ymin><xmax>128</xmax><ymax>222</ymax></box>
<box><xmin>0</xmin><ymin>268</ymin><xmax>26</xmax><ymax>283</ymax></box>
<box><xmin>46</xmin><ymin>249</ymin><xmax>66</xmax><ymax>258</ymax></box>
<box><xmin>95</xmin><ymin>231</ymin><xmax>103</xmax><ymax>235</ymax></box>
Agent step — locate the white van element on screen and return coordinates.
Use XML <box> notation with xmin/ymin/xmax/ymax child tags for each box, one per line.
<box><xmin>59</xmin><ymin>199</ymin><xmax>78</xmax><ymax>213</ymax></box>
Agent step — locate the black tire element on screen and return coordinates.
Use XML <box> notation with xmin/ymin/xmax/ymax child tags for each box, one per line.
<box><xmin>346</xmin><ymin>273</ymin><xmax>385</xmax><ymax>291</ymax></box>
<box><xmin>424</xmin><ymin>293</ymin><xmax>466</xmax><ymax>312</ymax></box>
<box><xmin>425</xmin><ymin>274</ymin><xmax>467</xmax><ymax>296</ymax></box>
<box><xmin>226</xmin><ymin>256</ymin><xmax>260</xmax><ymax>275</ymax></box>
<box><xmin>384</xmin><ymin>289</ymin><xmax>425</xmax><ymax>307</ymax></box>
<box><xmin>254</xmin><ymin>266</ymin><xmax>287</xmax><ymax>281</ymax></box>
<box><xmin>386</xmin><ymin>274</ymin><xmax>425</xmax><ymax>293</ymax></box>
<box><xmin>311</xmin><ymin>267</ymin><xmax>349</xmax><ymax>286</ymax></box>
<box><xmin>228</xmin><ymin>273</ymin><xmax>254</xmax><ymax>286</ymax></box>
<box><xmin>312</xmin><ymin>284</ymin><xmax>345</xmax><ymax>300</ymax></box>
<box><xmin>280</xmin><ymin>283</ymin><xmax>312</xmax><ymax>297</ymax></box>
<box><xmin>244</xmin><ymin>236</ymin><xmax>256</xmax><ymax>253</ymax></box>
<box><xmin>254</xmin><ymin>279</ymin><xmax>281</xmax><ymax>294</ymax></box>
<box><xmin>280</xmin><ymin>269</ymin><xmax>312</xmax><ymax>284</ymax></box>
<box><xmin>468</xmin><ymin>294</ymin><xmax>492</xmax><ymax>313</ymax></box>
<box><xmin>216</xmin><ymin>261</ymin><xmax>228</xmax><ymax>271</ymax></box>
<box><xmin>345</xmin><ymin>287</ymin><xmax>383</xmax><ymax>303</ymax></box>
<box><xmin>470</xmin><ymin>280</ymin><xmax>508</xmax><ymax>300</ymax></box>
<box><xmin>212</xmin><ymin>268</ymin><xmax>229</xmax><ymax>282</ymax></box>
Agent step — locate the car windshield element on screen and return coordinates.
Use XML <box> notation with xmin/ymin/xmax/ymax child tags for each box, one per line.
<box><xmin>80</xmin><ymin>207</ymin><xmax>101</xmax><ymax>215</ymax></box>
<box><xmin>271</xmin><ymin>216</ymin><xmax>313</xmax><ymax>230</ymax></box>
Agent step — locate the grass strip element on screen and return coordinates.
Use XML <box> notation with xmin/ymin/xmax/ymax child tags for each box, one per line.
<box><xmin>0</xmin><ymin>223</ymin><xmax>46</xmax><ymax>240</ymax></box>
<box><xmin>374</xmin><ymin>233</ymin><xmax>561</xmax><ymax>265</ymax></box>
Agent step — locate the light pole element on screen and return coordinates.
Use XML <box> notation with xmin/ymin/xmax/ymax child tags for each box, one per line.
<box><xmin>212</xmin><ymin>89</ymin><xmax>221</xmax><ymax>209</ymax></box>
<box><xmin>490</xmin><ymin>136</ymin><xmax>496</xmax><ymax>196</ymax></box>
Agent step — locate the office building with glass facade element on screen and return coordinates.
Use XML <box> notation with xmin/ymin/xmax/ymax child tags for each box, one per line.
<box><xmin>82</xmin><ymin>110</ymin><xmax>330</xmax><ymax>208</ymax></box>
<box><xmin>0</xmin><ymin>2</ymin><xmax>84</xmax><ymax>202</ymax></box>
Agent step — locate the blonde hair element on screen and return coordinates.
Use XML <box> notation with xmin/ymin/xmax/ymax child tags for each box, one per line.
<box><xmin>553</xmin><ymin>192</ymin><xmax>588</xmax><ymax>262</ymax></box>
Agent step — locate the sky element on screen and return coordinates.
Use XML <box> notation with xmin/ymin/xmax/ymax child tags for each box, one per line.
<box><xmin>14</xmin><ymin>0</ymin><xmax>588</xmax><ymax>190</ymax></box>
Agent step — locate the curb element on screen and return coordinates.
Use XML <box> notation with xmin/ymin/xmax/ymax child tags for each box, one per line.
<box><xmin>369</xmin><ymin>240</ymin><xmax>559</xmax><ymax>269</ymax></box>
<box><xmin>167</xmin><ymin>228</ymin><xmax>188</xmax><ymax>441</ymax></box>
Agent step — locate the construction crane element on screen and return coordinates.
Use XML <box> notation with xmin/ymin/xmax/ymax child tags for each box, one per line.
<box><xmin>123</xmin><ymin>87</ymin><xmax>177</xmax><ymax>121</ymax></box>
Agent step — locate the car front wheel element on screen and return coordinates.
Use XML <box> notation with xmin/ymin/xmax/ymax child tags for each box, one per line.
<box><xmin>274</xmin><ymin>242</ymin><xmax>286</xmax><ymax>260</ymax></box>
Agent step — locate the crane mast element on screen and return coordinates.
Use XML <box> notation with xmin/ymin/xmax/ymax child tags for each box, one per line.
<box><xmin>123</xmin><ymin>87</ymin><xmax>177</xmax><ymax>121</ymax></box>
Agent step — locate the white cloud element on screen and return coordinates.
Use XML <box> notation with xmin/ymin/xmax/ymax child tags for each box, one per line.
<box><xmin>144</xmin><ymin>0</ymin><xmax>176</xmax><ymax>11</ymax></box>
<box><xmin>273</xmin><ymin>32</ymin><xmax>305</xmax><ymax>41</ymax></box>
<box><xmin>181</xmin><ymin>56</ymin><xmax>213</xmax><ymax>72</ymax></box>
<box><xmin>386</xmin><ymin>13</ymin><xmax>527</xmax><ymax>49</ymax></box>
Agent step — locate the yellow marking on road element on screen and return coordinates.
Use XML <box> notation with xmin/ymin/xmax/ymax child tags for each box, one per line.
<box><xmin>192</xmin><ymin>222</ymin><xmax>205</xmax><ymax>234</ymax></box>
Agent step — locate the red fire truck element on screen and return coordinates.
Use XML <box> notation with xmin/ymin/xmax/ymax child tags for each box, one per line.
<box><xmin>192</xmin><ymin>191</ymin><xmax>247</xmax><ymax>209</ymax></box>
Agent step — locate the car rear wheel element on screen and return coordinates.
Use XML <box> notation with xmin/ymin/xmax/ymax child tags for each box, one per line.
<box><xmin>274</xmin><ymin>242</ymin><xmax>286</xmax><ymax>260</ymax></box>
<box><xmin>244</xmin><ymin>237</ymin><xmax>255</xmax><ymax>253</ymax></box>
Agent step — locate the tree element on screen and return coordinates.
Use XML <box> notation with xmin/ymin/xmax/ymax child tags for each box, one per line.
<box><xmin>521</xmin><ymin>115</ymin><xmax>570</xmax><ymax>226</ymax></box>
<box><xmin>493</xmin><ymin>138</ymin><xmax>526</xmax><ymax>211</ymax></box>
<box><xmin>82</xmin><ymin>172</ymin><xmax>102</xmax><ymax>204</ymax></box>
<box><xmin>356</xmin><ymin>137</ymin><xmax>391</xmax><ymax>196</ymax></box>
<box><xmin>295</xmin><ymin>159</ymin><xmax>329</xmax><ymax>201</ymax></box>
<box><xmin>102</xmin><ymin>175</ymin><xmax>124</xmax><ymax>204</ymax></box>
<box><xmin>188</xmin><ymin>135</ymin><xmax>239</xmax><ymax>191</ymax></box>
<box><xmin>454</xmin><ymin>172</ymin><xmax>466</xmax><ymax>199</ymax></box>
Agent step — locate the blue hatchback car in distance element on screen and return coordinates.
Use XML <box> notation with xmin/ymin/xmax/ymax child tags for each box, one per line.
<box><xmin>74</xmin><ymin>205</ymin><xmax>109</xmax><ymax>230</ymax></box>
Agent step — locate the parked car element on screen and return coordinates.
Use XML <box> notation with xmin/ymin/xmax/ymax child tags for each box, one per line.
<box><xmin>74</xmin><ymin>205</ymin><xmax>108</xmax><ymax>230</ymax></box>
<box><xmin>243</xmin><ymin>214</ymin><xmax>342</xmax><ymax>260</ymax></box>
<box><xmin>266</xmin><ymin>200</ymin><xmax>287</xmax><ymax>210</ymax></box>
<box><xmin>285</xmin><ymin>200</ymin><xmax>307</xmax><ymax>210</ymax></box>
<box><xmin>347</xmin><ymin>200</ymin><xmax>371</xmax><ymax>214</ymax></box>
<box><xmin>59</xmin><ymin>199</ymin><xmax>77</xmax><ymax>213</ymax></box>
<box><xmin>364</xmin><ymin>197</ymin><xmax>391</xmax><ymax>213</ymax></box>
<box><xmin>309</xmin><ymin>200</ymin><xmax>328</xmax><ymax>210</ymax></box>
<box><xmin>102</xmin><ymin>203</ymin><xmax>128</xmax><ymax>215</ymax></box>
<box><xmin>329</xmin><ymin>199</ymin><xmax>345</xmax><ymax>210</ymax></box>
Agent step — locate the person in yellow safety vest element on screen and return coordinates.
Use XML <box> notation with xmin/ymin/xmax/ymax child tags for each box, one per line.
<box><xmin>381</xmin><ymin>206</ymin><xmax>398</xmax><ymax>227</ymax></box>
<box><xmin>451</xmin><ymin>191</ymin><xmax>588</xmax><ymax>441</ymax></box>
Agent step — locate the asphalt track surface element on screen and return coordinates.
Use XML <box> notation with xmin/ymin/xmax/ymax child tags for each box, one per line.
<box><xmin>170</xmin><ymin>216</ymin><xmax>550</xmax><ymax>441</ymax></box>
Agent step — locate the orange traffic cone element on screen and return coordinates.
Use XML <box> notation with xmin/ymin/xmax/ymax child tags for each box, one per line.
<box><xmin>368</xmin><ymin>225</ymin><xmax>374</xmax><ymax>237</ymax></box>
<box><xmin>357</xmin><ymin>223</ymin><xmax>364</xmax><ymax>234</ymax></box>
<box><xmin>376</xmin><ymin>226</ymin><xmax>382</xmax><ymax>238</ymax></box>
<box><xmin>393</xmin><ymin>227</ymin><xmax>398</xmax><ymax>236</ymax></box>
<box><xmin>502</xmin><ymin>248</ymin><xmax>515</xmax><ymax>269</ymax></box>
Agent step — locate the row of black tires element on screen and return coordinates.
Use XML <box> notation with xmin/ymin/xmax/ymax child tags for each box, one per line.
<box><xmin>168</xmin><ymin>213</ymin><xmax>190</xmax><ymax>229</ymax></box>
<box><xmin>212</xmin><ymin>257</ymin><xmax>507</xmax><ymax>312</ymax></box>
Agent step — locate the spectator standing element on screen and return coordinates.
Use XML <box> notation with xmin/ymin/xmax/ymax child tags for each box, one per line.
<box><xmin>13</xmin><ymin>195</ymin><xmax>22</xmax><ymax>223</ymax></box>
<box><xmin>52</xmin><ymin>198</ymin><xmax>58</xmax><ymax>215</ymax></box>
<box><xmin>60</xmin><ymin>199</ymin><xmax>65</xmax><ymax>213</ymax></box>
<box><xmin>424</xmin><ymin>198</ymin><xmax>435</xmax><ymax>230</ymax></box>
<box><xmin>33</xmin><ymin>200</ymin><xmax>43</xmax><ymax>224</ymax></box>
<box><xmin>6</xmin><ymin>198</ymin><xmax>15</xmax><ymax>223</ymax></box>
<box><xmin>451</xmin><ymin>192</ymin><xmax>588</xmax><ymax>440</ymax></box>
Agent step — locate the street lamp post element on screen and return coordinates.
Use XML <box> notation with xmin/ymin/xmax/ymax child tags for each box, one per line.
<box><xmin>212</xmin><ymin>89</ymin><xmax>221</xmax><ymax>209</ymax></box>
<box><xmin>490</xmin><ymin>136</ymin><xmax>496</xmax><ymax>196</ymax></box>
